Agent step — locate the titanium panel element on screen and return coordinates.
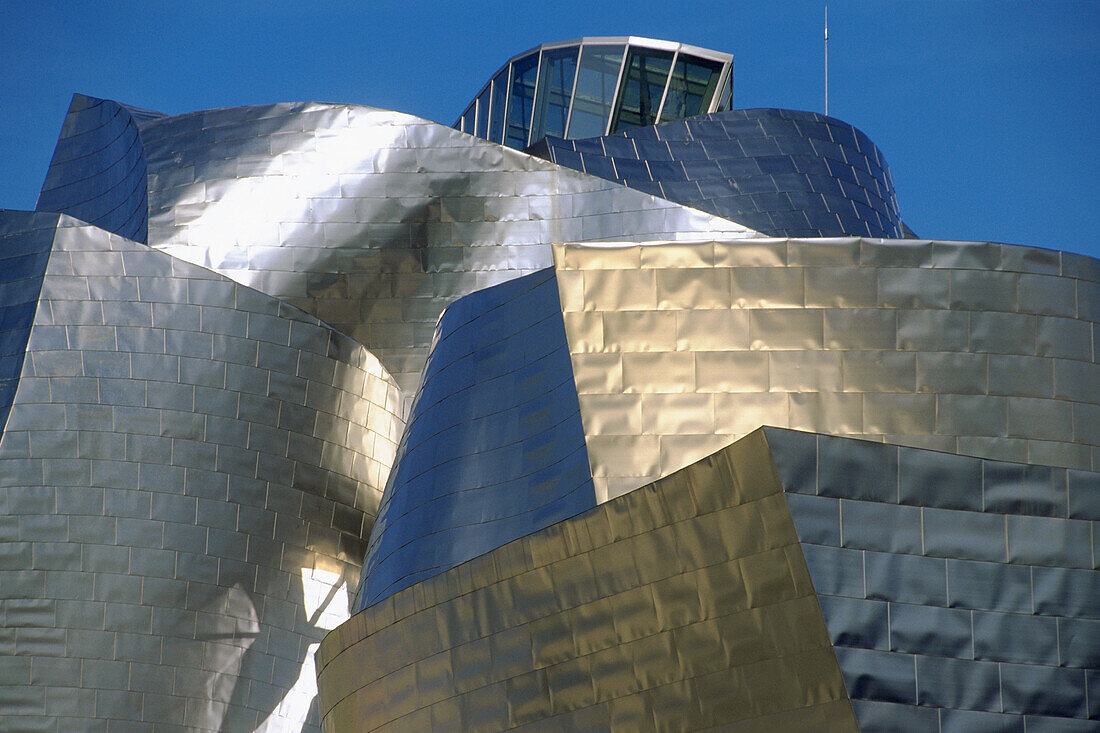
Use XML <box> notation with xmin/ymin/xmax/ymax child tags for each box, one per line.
<box><xmin>765</xmin><ymin>427</ymin><xmax>1100</xmax><ymax>729</ymax></box>
<box><xmin>35</xmin><ymin>94</ymin><xmax>164</xmax><ymax>243</ymax></box>
<box><xmin>533</xmin><ymin>108</ymin><xmax>905</xmax><ymax>238</ymax></box>
<box><xmin>318</xmin><ymin>430</ymin><xmax>858</xmax><ymax>731</ymax></box>
<box><xmin>0</xmin><ymin>212</ymin><xmax>55</xmax><ymax>434</ymax></box>
<box><xmin>128</xmin><ymin>101</ymin><xmax>758</xmax><ymax>413</ymax></box>
<box><xmin>0</xmin><ymin>213</ymin><xmax>403</xmax><ymax>732</ymax></box>
<box><xmin>355</xmin><ymin>269</ymin><xmax>596</xmax><ymax>609</ymax></box>
<box><xmin>555</xmin><ymin>238</ymin><xmax>1100</xmax><ymax>500</ymax></box>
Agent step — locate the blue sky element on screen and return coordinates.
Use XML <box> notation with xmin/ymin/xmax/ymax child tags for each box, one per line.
<box><xmin>2</xmin><ymin>1</ymin><xmax>1096</xmax><ymax>257</ymax></box>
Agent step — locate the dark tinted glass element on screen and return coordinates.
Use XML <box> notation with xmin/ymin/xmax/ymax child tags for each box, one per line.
<box><xmin>660</xmin><ymin>54</ymin><xmax>724</xmax><ymax>122</ymax></box>
<box><xmin>530</xmin><ymin>46</ymin><xmax>579</xmax><ymax>142</ymax></box>
<box><xmin>488</xmin><ymin>68</ymin><xmax>509</xmax><ymax>142</ymax></box>
<box><xmin>567</xmin><ymin>45</ymin><xmax>624</xmax><ymax>139</ymax></box>
<box><xmin>475</xmin><ymin>87</ymin><xmax>490</xmax><ymax>138</ymax></box>
<box><xmin>505</xmin><ymin>52</ymin><xmax>539</xmax><ymax>148</ymax></box>
<box><xmin>611</xmin><ymin>47</ymin><xmax>673</xmax><ymax>133</ymax></box>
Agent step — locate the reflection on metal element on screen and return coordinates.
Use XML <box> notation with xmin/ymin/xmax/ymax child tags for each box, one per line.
<box><xmin>555</xmin><ymin>238</ymin><xmax>1100</xmax><ymax>501</ymax></box>
<box><xmin>354</xmin><ymin>269</ymin><xmax>595</xmax><ymax>609</ymax></box>
<box><xmin>531</xmin><ymin>108</ymin><xmax>905</xmax><ymax>238</ymax></box>
<box><xmin>318</xmin><ymin>430</ymin><xmax>858</xmax><ymax>731</ymax></box>
<box><xmin>129</xmin><ymin>100</ymin><xmax>758</xmax><ymax>410</ymax></box>
<box><xmin>0</xmin><ymin>211</ymin><xmax>402</xmax><ymax>732</ymax></box>
<box><xmin>766</xmin><ymin>426</ymin><xmax>1100</xmax><ymax>729</ymax></box>
<box><xmin>456</xmin><ymin>37</ymin><xmax>734</xmax><ymax>147</ymax></box>
<box><xmin>13</xmin><ymin>38</ymin><xmax>1100</xmax><ymax>733</ymax></box>
<box><xmin>35</xmin><ymin>94</ymin><xmax>165</xmax><ymax>243</ymax></box>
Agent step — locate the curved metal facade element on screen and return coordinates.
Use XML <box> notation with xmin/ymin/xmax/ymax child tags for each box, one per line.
<box><xmin>356</xmin><ymin>269</ymin><xmax>595</xmax><ymax>609</ymax></box>
<box><xmin>770</xmin><ymin>427</ymin><xmax>1100</xmax><ymax>730</ymax></box>
<box><xmin>0</xmin><ymin>212</ymin><xmax>54</xmax><ymax>433</ymax></box>
<box><xmin>133</xmin><ymin>102</ymin><xmax>757</xmax><ymax>409</ymax></box>
<box><xmin>530</xmin><ymin>108</ymin><xmax>905</xmax><ymax>238</ymax></box>
<box><xmin>317</xmin><ymin>428</ymin><xmax>1100</xmax><ymax>732</ymax></box>
<box><xmin>35</xmin><ymin>94</ymin><xmax>163</xmax><ymax>243</ymax></box>
<box><xmin>556</xmin><ymin>237</ymin><xmax>1099</xmax><ymax>501</ymax></box>
<box><xmin>9</xmin><ymin>34</ymin><xmax>1099</xmax><ymax>733</ymax></box>
<box><xmin>0</xmin><ymin>212</ymin><xmax>402</xmax><ymax>731</ymax></box>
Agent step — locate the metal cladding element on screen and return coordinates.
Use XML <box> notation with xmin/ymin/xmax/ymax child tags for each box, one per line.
<box><xmin>318</xmin><ymin>430</ymin><xmax>859</xmax><ymax>732</ymax></box>
<box><xmin>529</xmin><ymin>108</ymin><xmax>905</xmax><ymax>238</ymax></box>
<box><xmin>35</xmin><ymin>94</ymin><xmax>164</xmax><ymax>243</ymax></box>
<box><xmin>455</xmin><ymin>37</ymin><xmax>734</xmax><ymax>148</ymax></box>
<box><xmin>0</xmin><ymin>211</ymin><xmax>402</xmax><ymax>731</ymax></box>
<box><xmin>129</xmin><ymin>100</ymin><xmax>757</xmax><ymax>408</ymax></box>
<box><xmin>356</xmin><ymin>269</ymin><xmax>596</xmax><ymax>610</ymax></box>
<box><xmin>11</xmin><ymin>35</ymin><xmax>1100</xmax><ymax>733</ymax></box>
<box><xmin>318</xmin><ymin>428</ymin><xmax>1099</xmax><ymax>731</ymax></box>
<box><xmin>555</xmin><ymin>238</ymin><xmax>1100</xmax><ymax>502</ymax></box>
<box><xmin>766</xmin><ymin>427</ymin><xmax>1100</xmax><ymax>731</ymax></box>
<box><xmin>0</xmin><ymin>212</ymin><xmax>55</xmax><ymax>431</ymax></box>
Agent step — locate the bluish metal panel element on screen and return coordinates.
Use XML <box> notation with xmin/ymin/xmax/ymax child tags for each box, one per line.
<box><xmin>947</xmin><ymin>558</ymin><xmax>1034</xmax><ymax>615</ymax></box>
<box><xmin>784</xmin><ymin>493</ymin><xmax>839</xmax><ymax>545</ymax></box>
<box><xmin>915</xmin><ymin>656</ymin><xmax>1003</xmax><ymax>711</ymax></box>
<box><xmin>973</xmin><ymin>610</ymin><xmax>1059</xmax><ymax>665</ymax></box>
<box><xmin>765</xmin><ymin>427</ymin><xmax>1100</xmax><ymax>726</ymax></box>
<box><xmin>817</xmin><ymin>434</ymin><xmax>898</xmax><ymax>502</ymax></box>
<box><xmin>533</xmin><ymin>108</ymin><xmax>905</xmax><ymax>238</ymax></box>
<box><xmin>889</xmin><ymin>603</ymin><xmax>973</xmax><ymax>657</ymax></box>
<box><xmin>849</xmin><ymin>700</ymin><xmax>940</xmax><ymax>732</ymax></box>
<box><xmin>35</xmin><ymin>94</ymin><xmax>162</xmax><ymax>243</ymax></box>
<box><xmin>0</xmin><ymin>212</ymin><xmax>57</xmax><ymax>435</ymax></box>
<box><xmin>999</xmin><ymin>663</ymin><xmax>1088</xmax><ymax>718</ymax></box>
<box><xmin>355</xmin><ymin>269</ymin><xmax>595</xmax><ymax>609</ymax></box>
<box><xmin>833</xmin><ymin>647</ymin><xmax>916</xmax><ymax>704</ymax></box>
<box><xmin>815</xmin><ymin>595</ymin><xmax>889</xmax><ymax>650</ymax></box>
<box><xmin>939</xmin><ymin>709</ymin><xmax>1026</xmax><ymax>733</ymax></box>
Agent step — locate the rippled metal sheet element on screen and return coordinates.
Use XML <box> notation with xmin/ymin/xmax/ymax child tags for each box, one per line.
<box><xmin>35</xmin><ymin>94</ymin><xmax>164</xmax><ymax>243</ymax></box>
<box><xmin>531</xmin><ymin>108</ymin><xmax>905</xmax><ymax>238</ymax></box>
<box><xmin>317</xmin><ymin>430</ymin><xmax>857</xmax><ymax>731</ymax></box>
<box><xmin>0</xmin><ymin>213</ymin><xmax>403</xmax><ymax>732</ymax></box>
<box><xmin>556</xmin><ymin>237</ymin><xmax>1100</xmax><ymax>501</ymax></box>
<box><xmin>766</xmin><ymin>426</ymin><xmax>1099</xmax><ymax>729</ymax></box>
<box><xmin>355</xmin><ymin>269</ymin><xmax>596</xmax><ymax>609</ymax></box>
<box><xmin>0</xmin><ymin>212</ymin><xmax>55</xmax><ymax>433</ymax></box>
<box><xmin>124</xmin><ymin>102</ymin><xmax>760</xmax><ymax>411</ymax></box>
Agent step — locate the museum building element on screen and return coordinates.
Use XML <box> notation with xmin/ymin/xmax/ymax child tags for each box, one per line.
<box><xmin>0</xmin><ymin>37</ymin><xmax>1097</xmax><ymax>732</ymax></box>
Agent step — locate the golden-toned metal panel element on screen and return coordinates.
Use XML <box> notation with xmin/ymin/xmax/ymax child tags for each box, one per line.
<box><xmin>316</xmin><ymin>430</ymin><xmax>858</xmax><ymax>731</ymax></box>
<box><xmin>557</xmin><ymin>238</ymin><xmax>1099</xmax><ymax>497</ymax></box>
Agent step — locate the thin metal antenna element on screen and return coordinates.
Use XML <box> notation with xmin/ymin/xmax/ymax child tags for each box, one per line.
<box><xmin>824</xmin><ymin>5</ymin><xmax>829</xmax><ymax>116</ymax></box>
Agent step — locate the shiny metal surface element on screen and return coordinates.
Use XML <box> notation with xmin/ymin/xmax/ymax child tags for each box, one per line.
<box><xmin>130</xmin><ymin>101</ymin><xmax>758</xmax><ymax>411</ymax></box>
<box><xmin>318</xmin><ymin>430</ymin><xmax>858</xmax><ymax>731</ymax></box>
<box><xmin>530</xmin><ymin>108</ymin><xmax>906</xmax><ymax>238</ymax></box>
<box><xmin>35</xmin><ymin>94</ymin><xmax>164</xmax><ymax>243</ymax></box>
<box><xmin>355</xmin><ymin>269</ymin><xmax>595</xmax><ymax>609</ymax></box>
<box><xmin>555</xmin><ymin>237</ymin><xmax>1100</xmax><ymax>501</ymax></box>
<box><xmin>0</xmin><ymin>212</ymin><xmax>54</xmax><ymax>432</ymax></box>
<box><xmin>0</xmin><ymin>212</ymin><xmax>402</xmax><ymax>731</ymax></box>
<box><xmin>767</xmin><ymin>426</ymin><xmax>1099</xmax><ymax>729</ymax></box>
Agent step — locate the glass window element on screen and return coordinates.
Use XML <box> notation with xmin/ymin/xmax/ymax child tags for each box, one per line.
<box><xmin>659</xmin><ymin>54</ymin><xmax>724</xmax><ymax>122</ymax></box>
<box><xmin>530</xmin><ymin>46</ymin><xmax>579</xmax><ymax>143</ymax></box>
<box><xmin>475</xmin><ymin>87</ymin><xmax>490</xmax><ymax>139</ymax></box>
<box><xmin>567</xmin><ymin>45</ymin><xmax>624</xmax><ymax>139</ymax></box>
<box><xmin>610</xmin><ymin>47</ymin><xmax>674</xmax><ymax>133</ymax></box>
<box><xmin>504</xmin><ymin>52</ymin><xmax>539</xmax><ymax>148</ymax></box>
<box><xmin>715</xmin><ymin>69</ymin><xmax>734</xmax><ymax>112</ymax></box>
<box><xmin>488</xmin><ymin>68</ymin><xmax>509</xmax><ymax>143</ymax></box>
<box><xmin>461</xmin><ymin>104</ymin><xmax>476</xmax><ymax>134</ymax></box>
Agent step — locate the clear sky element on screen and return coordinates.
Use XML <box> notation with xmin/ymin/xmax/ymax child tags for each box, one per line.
<box><xmin>2</xmin><ymin>1</ymin><xmax>1097</xmax><ymax>257</ymax></box>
